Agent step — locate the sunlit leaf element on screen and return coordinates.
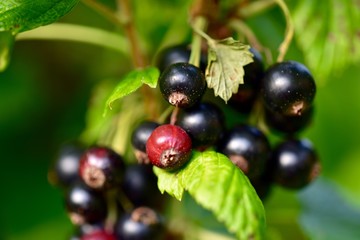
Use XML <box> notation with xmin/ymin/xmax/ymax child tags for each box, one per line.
<box><xmin>103</xmin><ymin>67</ymin><xmax>159</xmax><ymax>116</ymax></box>
<box><xmin>0</xmin><ymin>31</ymin><xmax>14</xmax><ymax>71</ymax></box>
<box><xmin>154</xmin><ymin>151</ymin><xmax>266</xmax><ymax>240</ymax></box>
<box><xmin>206</xmin><ymin>38</ymin><xmax>253</xmax><ymax>102</ymax></box>
<box><xmin>0</xmin><ymin>0</ymin><xmax>79</xmax><ymax>34</ymax></box>
<box><xmin>292</xmin><ymin>0</ymin><xmax>360</xmax><ymax>82</ymax></box>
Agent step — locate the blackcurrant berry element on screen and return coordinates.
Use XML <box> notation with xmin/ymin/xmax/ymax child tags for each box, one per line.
<box><xmin>65</xmin><ymin>182</ymin><xmax>108</xmax><ymax>225</ymax></box>
<box><xmin>121</xmin><ymin>164</ymin><xmax>164</xmax><ymax>209</ymax></box>
<box><xmin>269</xmin><ymin>138</ymin><xmax>320</xmax><ymax>189</ymax></box>
<box><xmin>155</xmin><ymin>44</ymin><xmax>207</xmax><ymax>73</ymax></box>
<box><xmin>229</xmin><ymin>48</ymin><xmax>265</xmax><ymax>113</ymax></box>
<box><xmin>264</xmin><ymin>105</ymin><xmax>314</xmax><ymax>135</ymax></box>
<box><xmin>158</xmin><ymin>62</ymin><xmax>206</xmax><ymax>108</ymax></box>
<box><xmin>175</xmin><ymin>102</ymin><xmax>225</xmax><ymax>150</ymax></box>
<box><xmin>79</xmin><ymin>146</ymin><xmax>125</xmax><ymax>190</ymax></box>
<box><xmin>146</xmin><ymin>124</ymin><xmax>192</xmax><ymax>171</ymax></box>
<box><xmin>50</xmin><ymin>143</ymin><xmax>84</xmax><ymax>188</ymax></box>
<box><xmin>131</xmin><ymin>121</ymin><xmax>160</xmax><ymax>164</ymax></box>
<box><xmin>115</xmin><ymin>207</ymin><xmax>165</xmax><ymax>240</ymax></box>
<box><xmin>217</xmin><ymin>124</ymin><xmax>271</xmax><ymax>179</ymax></box>
<box><xmin>261</xmin><ymin>60</ymin><xmax>316</xmax><ymax>116</ymax></box>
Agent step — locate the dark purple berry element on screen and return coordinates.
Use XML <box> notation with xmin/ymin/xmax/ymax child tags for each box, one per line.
<box><xmin>65</xmin><ymin>182</ymin><xmax>107</xmax><ymax>225</ymax></box>
<box><xmin>229</xmin><ymin>48</ymin><xmax>265</xmax><ymax>113</ymax></box>
<box><xmin>269</xmin><ymin>138</ymin><xmax>321</xmax><ymax>189</ymax></box>
<box><xmin>121</xmin><ymin>164</ymin><xmax>164</xmax><ymax>209</ymax></box>
<box><xmin>115</xmin><ymin>207</ymin><xmax>165</xmax><ymax>240</ymax></box>
<box><xmin>79</xmin><ymin>146</ymin><xmax>125</xmax><ymax>190</ymax></box>
<box><xmin>50</xmin><ymin>143</ymin><xmax>84</xmax><ymax>188</ymax></box>
<box><xmin>159</xmin><ymin>62</ymin><xmax>206</xmax><ymax>108</ymax></box>
<box><xmin>176</xmin><ymin>102</ymin><xmax>225</xmax><ymax>150</ymax></box>
<box><xmin>131</xmin><ymin>121</ymin><xmax>160</xmax><ymax>164</ymax></box>
<box><xmin>146</xmin><ymin>124</ymin><xmax>192</xmax><ymax>171</ymax></box>
<box><xmin>217</xmin><ymin>124</ymin><xmax>271</xmax><ymax>179</ymax></box>
<box><xmin>261</xmin><ymin>61</ymin><xmax>316</xmax><ymax>116</ymax></box>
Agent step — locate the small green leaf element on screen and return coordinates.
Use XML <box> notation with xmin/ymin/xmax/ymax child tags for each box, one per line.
<box><xmin>154</xmin><ymin>151</ymin><xmax>266</xmax><ymax>240</ymax></box>
<box><xmin>292</xmin><ymin>0</ymin><xmax>360</xmax><ymax>82</ymax></box>
<box><xmin>103</xmin><ymin>67</ymin><xmax>159</xmax><ymax>116</ymax></box>
<box><xmin>206</xmin><ymin>38</ymin><xmax>253</xmax><ymax>103</ymax></box>
<box><xmin>0</xmin><ymin>31</ymin><xmax>14</xmax><ymax>71</ymax></box>
<box><xmin>0</xmin><ymin>0</ymin><xmax>79</xmax><ymax>34</ymax></box>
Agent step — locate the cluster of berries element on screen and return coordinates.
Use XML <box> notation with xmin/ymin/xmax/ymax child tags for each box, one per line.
<box><xmin>49</xmin><ymin>43</ymin><xmax>321</xmax><ymax>239</ymax></box>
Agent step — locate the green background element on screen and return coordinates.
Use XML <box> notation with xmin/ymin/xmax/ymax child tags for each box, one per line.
<box><xmin>1</xmin><ymin>1</ymin><xmax>360</xmax><ymax>239</ymax></box>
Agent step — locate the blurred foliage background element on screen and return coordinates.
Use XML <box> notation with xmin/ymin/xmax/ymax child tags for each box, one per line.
<box><xmin>1</xmin><ymin>0</ymin><xmax>360</xmax><ymax>239</ymax></box>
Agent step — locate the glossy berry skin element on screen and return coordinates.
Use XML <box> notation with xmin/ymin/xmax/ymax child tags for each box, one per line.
<box><xmin>217</xmin><ymin>124</ymin><xmax>271</xmax><ymax>179</ymax></box>
<box><xmin>159</xmin><ymin>62</ymin><xmax>206</xmax><ymax>108</ymax></box>
<box><xmin>51</xmin><ymin>143</ymin><xmax>84</xmax><ymax>188</ymax></box>
<box><xmin>65</xmin><ymin>182</ymin><xmax>107</xmax><ymax>225</ymax></box>
<box><xmin>264</xmin><ymin>105</ymin><xmax>314</xmax><ymax>135</ymax></box>
<box><xmin>261</xmin><ymin>61</ymin><xmax>316</xmax><ymax>116</ymax></box>
<box><xmin>121</xmin><ymin>164</ymin><xmax>164</xmax><ymax>209</ymax></box>
<box><xmin>131</xmin><ymin>121</ymin><xmax>160</xmax><ymax>164</ymax></box>
<box><xmin>229</xmin><ymin>48</ymin><xmax>265</xmax><ymax>113</ymax></box>
<box><xmin>146</xmin><ymin>124</ymin><xmax>192</xmax><ymax>171</ymax></box>
<box><xmin>115</xmin><ymin>207</ymin><xmax>165</xmax><ymax>240</ymax></box>
<box><xmin>176</xmin><ymin>102</ymin><xmax>225</xmax><ymax>150</ymax></box>
<box><xmin>269</xmin><ymin>139</ymin><xmax>320</xmax><ymax>189</ymax></box>
<box><xmin>79</xmin><ymin>146</ymin><xmax>125</xmax><ymax>190</ymax></box>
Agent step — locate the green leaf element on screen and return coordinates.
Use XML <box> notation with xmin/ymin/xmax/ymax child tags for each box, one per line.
<box><xmin>298</xmin><ymin>177</ymin><xmax>360</xmax><ymax>240</ymax></box>
<box><xmin>0</xmin><ymin>0</ymin><xmax>79</xmax><ymax>34</ymax></box>
<box><xmin>103</xmin><ymin>67</ymin><xmax>159</xmax><ymax>116</ymax></box>
<box><xmin>292</xmin><ymin>0</ymin><xmax>360</xmax><ymax>82</ymax></box>
<box><xmin>205</xmin><ymin>38</ymin><xmax>253</xmax><ymax>103</ymax></box>
<box><xmin>154</xmin><ymin>151</ymin><xmax>266</xmax><ymax>240</ymax></box>
<box><xmin>0</xmin><ymin>31</ymin><xmax>14</xmax><ymax>71</ymax></box>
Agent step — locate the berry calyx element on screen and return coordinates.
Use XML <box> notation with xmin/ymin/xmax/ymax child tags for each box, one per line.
<box><xmin>261</xmin><ymin>60</ymin><xmax>316</xmax><ymax>116</ymax></box>
<box><xmin>158</xmin><ymin>62</ymin><xmax>206</xmax><ymax>108</ymax></box>
<box><xmin>79</xmin><ymin>146</ymin><xmax>125</xmax><ymax>190</ymax></box>
<box><xmin>269</xmin><ymin>138</ymin><xmax>321</xmax><ymax>189</ymax></box>
<box><xmin>146</xmin><ymin>124</ymin><xmax>192</xmax><ymax>171</ymax></box>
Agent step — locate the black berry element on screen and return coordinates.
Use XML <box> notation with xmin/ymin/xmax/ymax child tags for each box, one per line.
<box><xmin>115</xmin><ymin>207</ymin><xmax>165</xmax><ymax>240</ymax></box>
<box><xmin>261</xmin><ymin>60</ymin><xmax>316</xmax><ymax>116</ymax></box>
<box><xmin>121</xmin><ymin>163</ymin><xmax>164</xmax><ymax>209</ymax></box>
<box><xmin>79</xmin><ymin>146</ymin><xmax>125</xmax><ymax>190</ymax></box>
<box><xmin>269</xmin><ymin>138</ymin><xmax>321</xmax><ymax>189</ymax></box>
<box><xmin>50</xmin><ymin>143</ymin><xmax>84</xmax><ymax>188</ymax></box>
<box><xmin>65</xmin><ymin>182</ymin><xmax>108</xmax><ymax>225</ymax></box>
<box><xmin>217</xmin><ymin>124</ymin><xmax>271</xmax><ymax>179</ymax></box>
<box><xmin>176</xmin><ymin>102</ymin><xmax>225</xmax><ymax>150</ymax></box>
<box><xmin>159</xmin><ymin>62</ymin><xmax>206</xmax><ymax>108</ymax></box>
<box><xmin>146</xmin><ymin>124</ymin><xmax>192</xmax><ymax>171</ymax></box>
<box><xmin>131</xmin><ymin>121</ymin><xmax>160</xmax><ymax>164</ymax></box>
<box><xmin>229</xmin><ymin>48</ymin><xmax>265</xmax><ymax>113</ymax></box>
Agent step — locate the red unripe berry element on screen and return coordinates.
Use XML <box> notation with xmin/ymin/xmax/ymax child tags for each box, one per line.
<box><xmin>146</xmin><ymin>124</ymin><xmax>192</xmax><ymax>171</ymax></box>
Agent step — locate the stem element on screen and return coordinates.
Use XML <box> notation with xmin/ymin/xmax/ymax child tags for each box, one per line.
<box><xmin>275</xmin><ymin>0</ymin><xmax>294</xmax><ymax>62</ymax></box>
<box><xmin>238</xmin><ymin>0</ymin><xmax>276</xmax><ymax>18</ymax></box>
<box><xmin>116</xmin><ymin>0</ymin><xmax>147</xmax><ymax>68</ymax></box>
<box><xmin>170</xmin><ymin>107</ymin><xmax>180</xmax><ymax>125</ymax></box>
<box><xmin>229</xmin><ymin>19</ymin><xmax>273</xmax><ymax>65</ymax></box>
<box><xmin>16</xmin><ymin>23</ymin><xmax>130</xmax><ymax>55</ymax></box>
<box><xmin>189</xmin><ymin>16</ymin><xmax>208</xmax><ymax>67</ymax></box>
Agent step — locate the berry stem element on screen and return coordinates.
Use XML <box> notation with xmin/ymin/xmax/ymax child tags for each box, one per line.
<box><xmin>237</xmin><ymin>0</ymin><xmax>276</xmax><ymax>19</ymax></box>
<box><xmin>170</xmin><ymin>107</ymin><xmax>180</xmax><ymax>125</ymax></box>
<box><xmin>275</xmin><ymin>0</ymin><xmax>294</xmax><ymax>62</ymax></box>
<box><xmin>189</xmin><ymin>16</ymin><xmax>208</xmax><ymax>67</ymax></box>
